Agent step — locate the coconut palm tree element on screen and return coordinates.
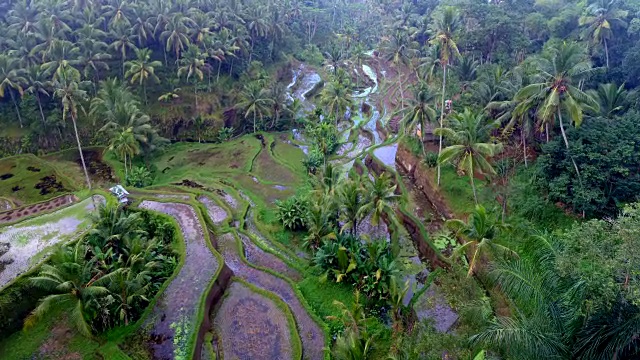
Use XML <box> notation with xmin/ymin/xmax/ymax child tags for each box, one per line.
<box><xmin>435</xmin><ymin>108</ymin><xmax>503</xmax><ymax>204</ymax></box>
<box><xmin>588</xmin><ymin>82</ymin><xmax>629</xmax><ymax>118</ymax></box>
<box><xmin>236</xmin><ymin>81</ymin><xmax>273</xmax><ymax>133</ymax></box>
<box><xmin>109</xmin><ymin>25</ymin><xmax>137</xmax><ymax>79</ymax></box>
<box><xmin>339</xmin><ymin>177</ymin><xmax>366</xmax><ymax>236</ymax></box>
<box><xmin>430</xmin><ymin>6</ymin><xmax>461</xmax><ymax>186</ymax></box>
<box><xmin>25</xmin><ymin>242</ymin><xmax>116</xmax><ymax>336</ymax></box>
<box><xmin>161</xmin><ymin>13</ymin><xmax>193</xmax><ymax>61</ymax></box>
<box><xmin>382</xmin><ymin>31</ymin><xmax>418</xmax><ymax>110</ymax></box>
<box><xmin>25</xmin><ymin>66</ymin><xmax>51</xmax><ymax>125</ymax></box>
<box><xmin>320</xmin><ymin>79</ymin><xmax>353</xmax><ymax>123</ymax></box>
<box><xmin>359</xmin><ymin>172</ymin><xmax>399</xmax><ymax>232</ymax></box>
<box><xmin>402</xmin><ymin>81</ymin><xmax>437</xmax><ymax>155</ymax></box>
<box><xmin>0</xmin><ymin>55</ymin><xmax>27</xmax><ymax>128</ymax></box>
<box><xmin>304</xmin><ymin>200</ymin><xmax>337</xmax><ymax>251</ymax></box>
<box><xmin>125</xmin><ymin>48</ymin><xmax>161</xmax><ymax>104</ymax></box>
<box><xmin>579</xmin><ymin>0</ymin><xmax>628</xmax><ymax>68</ymax></box>
<box><xmin>446</xmin><ymin>205</ymin><xmax>515</xmax><ymax>276</ymax></box>
<box><xmin>107</xmin><ymin>127</ymin><xmax>139</xmax><ymax>179</ymax></box>
<box><xmin>177</xmin><ymin>44</ymin><xmax>205</xmax><ymax>111</ymax></box>
<box><xmin>514</xmin><ymin>42</ymin><xmax>599</xmax><ymax>183</ymax></box>
<box><xmin>77</xmin><ymin>38</ymin><xmax>111</xmax><ymax>88</ymax></box>
<box><xmin>53</xmin><ymin>67</ymin><xmax>92</xmax><ymax>190</ymax></box>
<box><xmin>471</xmin><ymin>234</ymin><xmax>575</xmax><ymax>358</ymax></box>
<box><xmin>41</xmin><ymin>39</ymin><xmax>80</xmax><ymax>81</ymax></box>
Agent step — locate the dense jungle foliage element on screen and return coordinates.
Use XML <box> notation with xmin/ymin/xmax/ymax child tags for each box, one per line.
<box><xmin>1</xmin><ymin>0</ymin><xmax>640</xmax><ymax>359</ymax></box>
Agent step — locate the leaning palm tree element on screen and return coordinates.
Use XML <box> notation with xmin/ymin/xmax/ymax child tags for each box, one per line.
<box><xmin>125</xmin><ymin>48</ymin><xmax>161</xmax><ymax>105</ymax></box>
<box><xmin>430</xmin><ymin>6</ymin><xmax>461</xmax><ymax>186</ymax></box>
<box><xmin>53</xmin><ymin>67</ymin><xmax>92</xmax><ymax>190</ymax></box>
<box><xmin>447</xmin><ymin>205</ymin><xmax>515</xmax><ymax>276</ymax></box>
<box><xmin>579</xmin><ymin>0</ymin><xmax>628</xmax><ymax>68</ymax></box>
<box><xmin>588</xmin><ymin>82</ymin><xmax>628</xmax><ymax>118</ymax></box>
<box><xmin>0</xmin><ymin>55</ymin><xmax>27</xmax><ymax>128</ymax></box>
<box><xmin>236</xmin><ymin>81</ymin><xmax>273</xmax><ymax>133</ymax></box>
<box><xmin>26</xmin><ymin>243</ymin><xmax>116</xmax><ymax>336</ymax></box>
<box><xmin>402</xmin><ymin>81</ymin><xmax>437</xmax><ymax>155</ymax></box>
<box><xmin>435</xmin><ymin>108</ymin><xmax>503</xmax><ymax>204</ymax></box>
<box><xmin>515</xmin><ymin>42</ymin><xmax>600</xmax><ymax>183</ymax></box>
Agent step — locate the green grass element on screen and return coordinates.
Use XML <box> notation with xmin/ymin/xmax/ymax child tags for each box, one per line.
<box><xmin>0</xmin><ymin>304</ymin><xmax>101</xmax><ymax>360</ymax></box>
<box><xmin>0</xmin><ymin>155</ymin><xmax>77</xmax><ymax>205</ymax></box>
<box><xmin>269</xmin><ymin>133</ymin><xmax>307</xmax><ymax>176</ymax></box>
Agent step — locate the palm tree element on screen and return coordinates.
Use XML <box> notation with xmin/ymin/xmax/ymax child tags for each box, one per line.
<box><xmin>304</xmin><ymin>200</ymin><xmax>337</xmax><ymax>251</ymax></box>
<box><xmin>246</xmin><ymin>9</ymin><xmax>270</xmax><ymax>63</ymax></box>
<box><xmin>320</xmin><ymin>79</ymin><xmax>353</xmax><ymax>123</ymax></box>
<box><xmin>25</xmin><ymin>66</ymin><xmax>51</xmax><ymax>125</ymax></box>
<box><xmin>26</xmin><ymin>243</ymin><xmax>115</xmax><ymax>336</ymax></box>
<box><xmin>515</xmin><ymin>42</ymin><xmax>599</xmax><ymax>183</ymax></box>
<box><xmin>109</xmin><ymin>25</ymin><xmax>137</xmax><ymax>79</ymax></box>
<box><xmin>125</xmin><ymin>48</ymin><xmax>161</xmax><ymax>104</ymax></box>
<box><xmin>430</xmin><ymin>6</ymin><xmax>461</xmax><ymax>186</ymax></box>
<box><xmin>359</xmin><ymin>172</ymin><xmax>399</xmax><ymax>233</ymax></box>
<box><xmin>435</xmin><ymin>108</ymin><xmax>503</xmax><ymax>204</ymax></box>
<box><xmin>382</xmin><ymin>31</ymin><xmax>418</xmax><ymax>110</ymax></box>
<box><xmin>402</xmin><ymin>82</ymin><xmax>437</xmax><ymax>155</ymax></box>
<box><xmin>41</xmin><ymin>39</ymin><xmax>80</xmax><ymax>81</ymax></box>
<box><xmin>131</xmin><ymin>14</ymin><xmax>154</xmax><ymax>48</ymax></box>
<box><xmin>161</xmin><ymin>13</ymin><xmax>193</xmax><ymax>61</ymax></box>
<box><xmin>446</xmin><ymin>205</ymin><xmax>515</xmax><ymax>276</ymax></box>
<box><xmin>177</xmin><ymin>45</ymin><xmax>205</xmax><ymax>111</ymax></box>
<box><xmin>339</xmin><ymin>177</ymin><xmax>366</xmax><ymax>236</ymax></box>
<box><xmin>53</xmin><ymin>67</ymin><xmax>92</xmax><ymax>190</ymax></box>
<box><xmin>580</xmin><ymin>0</ymin><xmax>628</xmax><ymax>68</ymax></box>
<box><xmin>471</xmin><ymin>234</ymin><xmax>576</xmax><ymax>358</ymax></box>
<box><xmin>0</xmin><ymin>55</ymin><xmax>27</xmax><ymax>128</ymax></box>
<box><xmin>78</xmin><ymin>38</ymin><xmax>111</xmax><ymax>88</ymax></box>
<box><xmin>588</xmin><ymin>82</ymin><xmax>629</xmax><ymax>118</ymax></box>
<box><xmin>236</xmin><ymin>81</ymin><xmax>273</xmax><ymax>133</ymax></box>
<box><xmin>107</xmin><ymin>127</ymin><xmax>140</xmax><ymax>180</ymax></box>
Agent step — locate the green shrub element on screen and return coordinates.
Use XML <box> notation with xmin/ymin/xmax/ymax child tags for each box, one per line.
<box><xmin>423</xmin><ymin>151</ymin><xmax>439</xmax><ymax>168</ymax></box>
<box><xmin>275</xmin><ymin>196</ymin><xmax>308</xmax><ymax>231</ymax></box>
<box><xmin>127</xmin><ymin>166</ymin><xmax>154</xmax><ymax>188</ymax></box>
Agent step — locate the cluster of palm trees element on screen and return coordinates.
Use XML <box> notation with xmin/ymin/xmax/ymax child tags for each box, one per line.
<box><xmin>26</xmin><ymin>201</ymin><xmax>177</xmax><ymax>336</ymax></box>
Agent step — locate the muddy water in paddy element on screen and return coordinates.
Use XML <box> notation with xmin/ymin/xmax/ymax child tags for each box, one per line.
<box><xmin>217</xmin><ymin>233</ymin><xmax>325</xmax><ymax>360</ymax></box>
<box><xmin>213</xmin><ymin>281</ymin><xmax>295</xmax><ymax>360</ymax></box>
<box><xmin>197</xmin><ymin>195</ymin><xmax>229</xmax><ymax>226</ymax></box>
<box><xmin>372</xmin><ymin>144</ymin><xmax>398</xmax><ymax>170</ymax></box>
<box><xmin>238</xmin><ymin>232</ymin><xmax>301</xmax><ymax>281</ymax></box>
<box><xmin>138</xmin><ymin>201</ymin><xmax>219</xmax><ymax>360</ymax></box>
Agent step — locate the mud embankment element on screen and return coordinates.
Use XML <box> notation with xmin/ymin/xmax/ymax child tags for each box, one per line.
<box><xmin>395</xmin><ymin>143</ymin><xmax>454</xmax><ymax>221</ymax></box>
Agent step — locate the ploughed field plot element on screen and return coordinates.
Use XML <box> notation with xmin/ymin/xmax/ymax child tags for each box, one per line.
<box><xmin>0</xmin><ymin>196</ymin><xmax>102</xmax><ymax>288</ymax></box>
<box><xmin>42</xmin><ymin>148</ymin><xmax>117</xmax><ymax>188</ymax></box>
<box><xmin>213</xmin><ymin>281</ymin><xmax>298</xmax><ymax>360</ymax></box>
<box><xmin>0</xmin><ymin>155</ymin><xmax>76</xmax><ymax>206</ymax></box>
<box><xmin>154</xmin><ymin>137</ymin><xmax>262</xmax><ymax>182</ymax></box>
<box><xmin>136</xmin><ymin>201</ymin><xmax>219</xmax><ymax>360</ymax></box>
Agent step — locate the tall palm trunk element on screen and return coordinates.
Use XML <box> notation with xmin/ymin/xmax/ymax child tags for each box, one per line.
<box><xmin>36</xmin><ymin>95</ymin><xmax>46</xmax><ymax>124</ymax></box>
<box><xmin>253</xmin><ymin>111</ymin><xmax>257</xmax><ymax>133</ymax></box>
<box><xmin>604</xmin><ymin>38</ymin><xmax>609</xmax><ymax>69</ymax></box>
<box><xmin>124</xmin><ymin>152</ymin><xmax>128</xmax><ymax>180</ymax></box>
<box><xmin>522</xmin><ymin>129</ymin><xmax>527</xmax><ymax>167</ymax></box>
<box><xmin>10</xmin><ymin>91</ymin><xmax>23</xmax><ymax>128</ymax></box>
<box><xmin>216</xmin><ymin>61</ymin><xmax>222</xmax><ymax>83</ymax></box>
<box><xmin>557</xmin><ymin>108</ymin><xmax>582</xmax><ymax>185</ymax></box>
<box><xmin>193</xmin><ymin>80</ymin><xmax>198</xmax><ymax>112</ymax></box>
<box><xmin>71</xmin><ymin>112</ymin><xmax>92</xmax><ymax>190</ymax></box>
<box><xmin>437</xmin><ymin>64</ymin><xmax>447</xmax><ymax>185</ymax></box>
<box><xmin>469</xmin><ymin>164</ymin><xmax>478</xmax><ymax>205</ymax></box>
<box><xmin>398</xmin><ymin>72</ymin><xmax>404</xmax><ymax>110</ymax></box>
<box><xmin>143</xmin><ymin>82</ymin><xmax>148</xmax><ymax>106</ymax></box>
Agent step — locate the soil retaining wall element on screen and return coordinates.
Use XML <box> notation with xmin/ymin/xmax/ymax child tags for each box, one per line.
<box><xmin>395</xmin><ymin>143</ymin><xmax>454</xmax><ymax>220</ymax></box>
<box><xmin>194</xmin><ymin>260</ymin><xmax>233</xmax><ymax>360</ymax></box>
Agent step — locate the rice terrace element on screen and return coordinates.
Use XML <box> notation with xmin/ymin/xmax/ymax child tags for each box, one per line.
<box><xmin>0</xmin><ymin>0</ymin><xmax>639</xmax><ymax>359</ymax></box>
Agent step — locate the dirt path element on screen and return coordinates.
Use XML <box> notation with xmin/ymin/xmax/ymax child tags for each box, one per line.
<box><xmin>138</xmin><ymin>201</ymin><xmax>219</xmax><ymax>360</ymax></box>
<box><xmin>213</xmin><ymin>281</ymin><xmax>296</xmax><ymax>360</ymax></box>
<box><xmin>217</xmin><ymin>232</ymin><xmax>325</xmax><ymax>360</ymax></box>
